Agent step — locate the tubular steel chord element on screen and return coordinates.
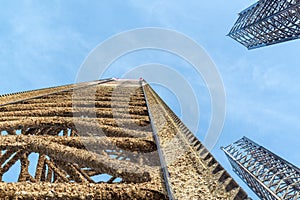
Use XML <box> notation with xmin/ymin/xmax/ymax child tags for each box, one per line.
<box><xmin>229</xmin><ymin>0</ymin><xmax>300</xmax><ymax>49</ymax></box>
<box><xmin>222</xmin><ymin>137</ymin><xmax>300</xmax><ymax>200</ymax></box>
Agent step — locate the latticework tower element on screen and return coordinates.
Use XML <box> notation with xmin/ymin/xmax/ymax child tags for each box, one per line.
<box><xmin>222</xmin><ymin>137</ymin><xmax>300</xmax><ymax>200</ymax></box>
<box><xmin>229</xmin><ymin>0</ymin><xmax>300</xmax><ymax>49</ymax></box>
<box><xmin>0</xmin><ymin>78</ymin><xmax>248</xmax><ymax>199</ymax></box>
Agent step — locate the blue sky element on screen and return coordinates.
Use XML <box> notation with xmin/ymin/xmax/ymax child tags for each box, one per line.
<box><xmin>1</xmin><ymin>0</ymin><xmax>300</xmax><ymax>199</ymax></box>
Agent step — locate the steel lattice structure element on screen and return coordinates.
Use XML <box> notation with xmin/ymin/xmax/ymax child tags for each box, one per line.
<box><xmin>222</xmin><ymin>137</ymin><xmax>300</xmax><ymax>200</ymax></box>
<box><xmin>0</xmin><ymin>79</ymin><xmax>249</xmax><ymax>199</ymax></box>
<box><xmin>228</xmin><ymin>0</ymin><xmax>300</xmax><ymax>49</ymax></box>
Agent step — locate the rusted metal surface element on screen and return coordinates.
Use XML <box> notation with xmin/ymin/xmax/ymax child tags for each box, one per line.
<box><xmin>0</xmin><ymin>79</ymin><xmax>248</xmax><ymax>199</ymax></box>
<box><xmin>142</xmin><ymin>81</ymin><xmax>249</xmax><ymax>200</ymax></box>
